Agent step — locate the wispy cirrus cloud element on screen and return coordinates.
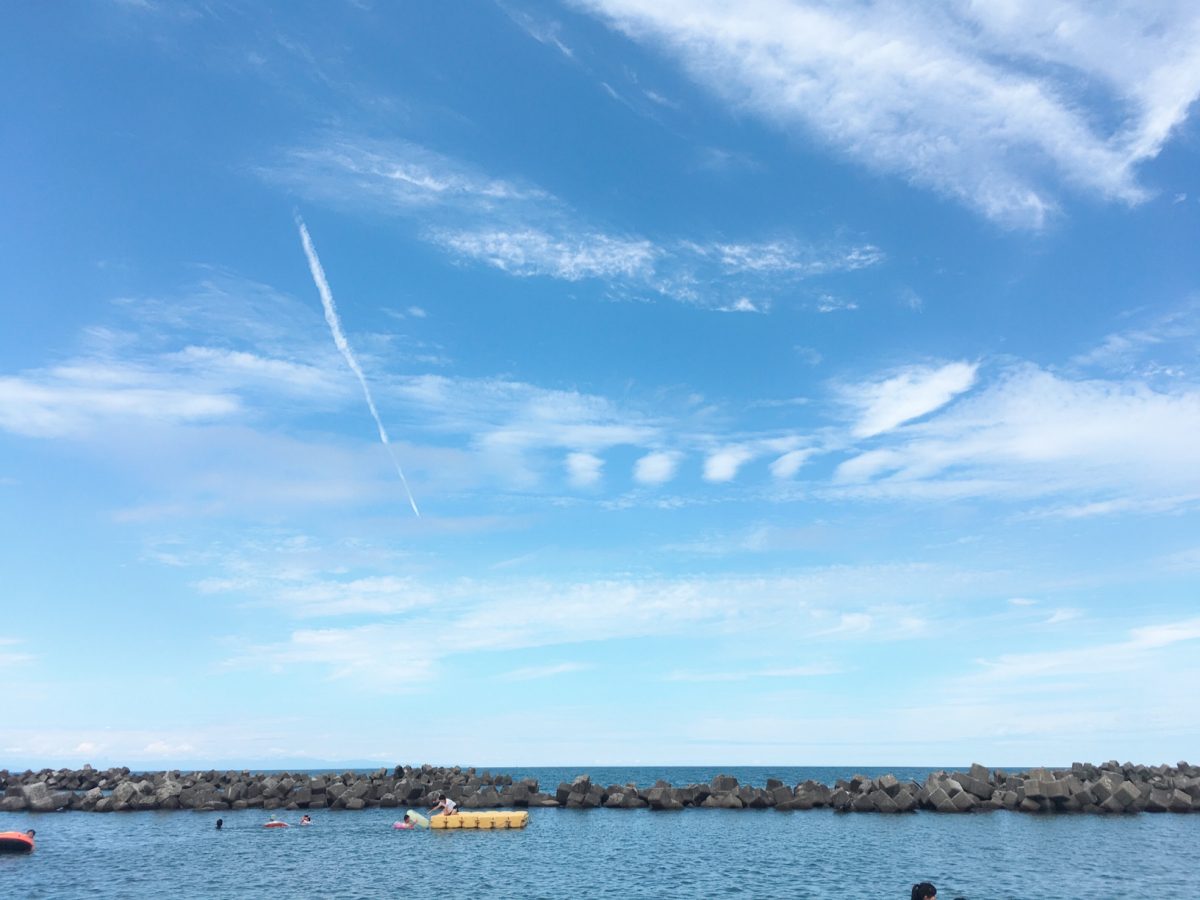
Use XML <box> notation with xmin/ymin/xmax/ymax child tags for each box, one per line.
<box><xmin>0</xmin><ymin>637</ymin><xmax>34</xmax><ymax>667</ymax></box>
<box><xmin>1071</xmin><ymin>300</ymin><xmax>1200</xmax><ymax>377</ymax></box>
<box><xmin>768</xmin><ymin>448</ymin><xmax>815</xmax><ymax>479</ymax></box>
<box><xmin>0</xmin><ymin>275</ymin><xmax>355</xmax><ymax>442</ymax></box>
<box><xmin>430</xmin><ymin>227</ymin><xmax>660</xmax><ymax>281</ymax></box>
<box><xmin>12</xmin><ymin>269</ymin><xmax>1197</xmax><ymax>517</ymax></box>
<box><xmin>262</xmin><ymin>135</ymin><xmax>544</xmax><ymax>214</ymax></box>
<box><xmin>694</xmin><ymin>239</ymin><xmax>883</xmax><ymax>276</ymax></box>
<box><xmin>968</xmin><ymin>616</ymin><xmax>1200</xmax><ymax>684</ymax></box>
<box><xmin>666</xmin><ymin>662</ymin><xmax>842</xmax><ymax>681</ymax></box>
<box><xmin>222</xmin><ymin>562</ymin><xmax>970</xmax><ymax>688</ymax></box>
<box><xmin>0</xmin><ymin>369</ymin><xmax>240</xmax><ymax>439</ymax></box>
<box><xmin>262</xmin><ymin>133</ymin><xmax>884</xmax><ymax>310</ymax></box>
<box><xmin>500</xmin><ymin>662</ymin><xmax>592</xmax><ymax>681</ymax></box>
<box><xmin>831</xmin><ymin>363</ymin><xmax>1200</xmax><ymax>511</ymax></box>
<box><xmin>392</xmin><ymin>374</ymin><xmax>662</xmax><ymax>456</ymax></box>
<box><xmin>574</xmin><ymin>0</ymin><xmax>1200</xmax><ymax>228</ymax></box>
<box><xmin>498</xmin><ymin>1</ymin><xmax>576</xmax><ymax>60</ymax></box>
<box><xmin>841</xmin><ymin>361</ymin><xmax>978</xmax><ymax>438</ymax></box>
<box><xmin>266</xmin><ymin>575</ymin><xmax>437</xmax><ymax>618</ymax></box>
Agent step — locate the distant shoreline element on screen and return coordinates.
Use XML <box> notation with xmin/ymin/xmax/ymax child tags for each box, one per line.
<box><xmin>3</xmin><ymin>760</ymin><xmax>1197</xmax><ymax>816</ymax></box>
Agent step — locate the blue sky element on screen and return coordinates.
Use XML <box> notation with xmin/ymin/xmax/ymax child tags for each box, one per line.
<box><xmin>2</xmin><ymin>0</ymin><xmax>1199</xmax><ymax>769</ymax></box>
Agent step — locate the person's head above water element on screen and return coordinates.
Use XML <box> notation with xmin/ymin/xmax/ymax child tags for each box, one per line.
<box><xmin>26</xmin><ymin>829</ymin><xmax>36</xmax><ymax>838</ymax></box>
<box><xmin>215</xmin><ymin>819</ymin><xmax>223</xmax><ymax>830</ymax></box>
<box><xmin>912</xmin><ymin>884</ymin><xmax>937</xmax><ymax>900</ymax></box>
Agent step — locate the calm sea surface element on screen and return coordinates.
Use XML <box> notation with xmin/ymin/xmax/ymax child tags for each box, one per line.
<box><xmin>2</xmin><ymin>766</ymin><xmax>1197</xmax><ymax>898</ymax></box>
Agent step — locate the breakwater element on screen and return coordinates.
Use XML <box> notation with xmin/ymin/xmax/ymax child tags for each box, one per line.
<box><xmin>2</xmin><ymin>761</ymin><xmax>1197</xmax><ymax>815</ymax></box>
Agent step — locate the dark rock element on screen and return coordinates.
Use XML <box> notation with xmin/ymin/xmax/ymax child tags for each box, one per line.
<box><xmin>710</xmin><ymin>774</ymin><xmax>738</xmax><ymax>793</ymax></box>
<box><xmin>794</xmin><ymin>781</ymin><xmax>831</xmax><ymax>807</ymax></box>
<box><xmin>701</xmin><ymin>792</ymin><xmax>742</xmax><ymax>809</ymax></box>
<box><xmin>768</xmin><ymin>785</ymin><xmax>794</xmax><ymax>807</ymax></box>
<box><xmin>850</xmin><ymin>792</ymin><xmax>876</xmax><ymax>812</ymax></box>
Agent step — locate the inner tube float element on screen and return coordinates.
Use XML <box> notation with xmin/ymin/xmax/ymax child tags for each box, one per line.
<box><xmin>0</xmin><ymin>831</ymin><xmax>35</xmax><ymax>854</ymax></box>
<box><xmin>263</xmin><ymin>821</ymin><xmax>289</xmax><ymax>828</ymax></box>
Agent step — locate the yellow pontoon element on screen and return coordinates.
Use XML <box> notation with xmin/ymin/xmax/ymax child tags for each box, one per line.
<box><xmin>430</xmin><ymin>810</ymin><xmax>529</xmax><ymax>830</ymax></box>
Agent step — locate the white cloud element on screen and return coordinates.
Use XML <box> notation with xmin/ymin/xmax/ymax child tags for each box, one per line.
<box><xmin>500</xmin><ymin>3</ymin><xmax>576</xmax><ymax>59</ymax></box>
<box><xmin>1071</xmin><ymin>301</ymin><xmax>1199</xmax><ymax>374</ymax></box>
<box><xmin>262</xmin><ymin>136</ymin><xmax>543</xmax><ymax>214</ymax></box>
<box><xmin>431</xmin><ymin>227</ymin><xmax>660</xmax><ymax>280</ymax></box>
<box><xmin>815</xmin><ymin>612</ymin><xmax>873</xmax><ymax>636</ymax></box>
<box><xmin>843</xmin><ymin>361</ymin><xmax>978</xmax><ymax>438</ymax></box>
<box><xmin>900</xmin><ymin>288</ymin><xmax>924</xmax><ymax>311</ymax></box>
<box><xmin>576</xmin><ymin>0</ymin><xmax>1200</xmax><ymax>227</ymax></box>
<box><xmin>265</xmin><ymin>134</ymin><xmax>884</xmax><ymax>310</ymax></box>
<box><xmin>1044</xmin><ymin>608</ymin><xmax>1082</xmax><ymax>626</ymax></box>
<box><xmin>1130</xmin><ymin>617</ymin><xmax>1200</xmax><ymax>650</ymax></box>
<box><xmin>717</xmin><ymin>296</ymin><xmax>765</xmax><ymax>313</ymax></box>
<box><xmin>0</xmin><ymin>274</ymin><xmax>370</xmax><ymax>442</ymax></box>
<box><xmin>1023</xmin><ymin>494</ymin><xmax>1200</xmax><ymax>520</ymax></box>
<box><xmin>566</xmin><ymin>451</ymin><xmax>604</xmax><ymax>487</ymax></box>
<box><xmin>971</xmin><ymin>616</ymin><xmax>1200</xmax><ymax>683</ymax></box>
<box><xmin>833</xmin><ymin>364</ymin><xmax>1200</xmax><ymax>508</ymax></box>
<box><xmin>634</xmin><ymin>450</ymin><xmax>682</xmax><ymax>484</ymax></box>
<box><xmin>813</xmin><ymin>293</ymin><xmax>857</xmax><ymax>313</ymax></box>
<box><xmin>703</xmin><ymin>446</ymin><xmax>755</xmax><ymax>482</ymax></box>
<box><xmin>223</xmin><ymin>561</ymin><xmax>962</xmax><ymax>689</ymax></box>
<box><xmin>237</xmin><ymin>624</ymin><xmax>436</xmax><ymax>690</ymax></box>
<box><xmin>794</xmin><ymin>345</ymin><xmax>822</xmax><ymax>365</ymax></box>
<box><xmin>394</xmin><ymin>375</ymin><xmax>657</xmax><ymax>445</ymax></box>
<box><xmin>166</xmin><ymin>346</ymin><xmax>338</xmax><ymax>395</ymax></box>
<box><xmin>433</xmin><ymin>230</ymin><xmax>884</xmax><ymax>296</ymax></box>
<box><xmin>769</xmin><ymin>448</ymin><xmax>815</xmax><ymax>479</ymax></box>
<box><xmin>274</xmin><ymin>576</ymin><xmax>437</xmax><ymax>617</ymax></box>
<box><xmin>694</xmin><ymin>146</ymin><xmax>761</xmax><ymax>172</ymax></box>
<box><xmin>500</xmin><ymin>662</ymin><xmax>591</xmax><ymax>681</ymax></box>
<box><xmin>643</xmin><ymin>88</ymin><xmax>677</xmax><ymax>108</ymax></box>
<box><xmin>667</xmin><ymin>662</ymin><xmax>842</xmax><ymax>681</ymax></box>
<box><xmin>0</xmin><ymin>637</ymin><xmax>33</xmax><ymax>667</ymax></box>
<box><xmin>696</xmin><ymin>239</ymin><xmax>884</xmax><ymax>275</ymax></box>
<box><xmin>0</xmin><ymin>372</ymin><xmax>240</xmax><ymax>438</ymax></box>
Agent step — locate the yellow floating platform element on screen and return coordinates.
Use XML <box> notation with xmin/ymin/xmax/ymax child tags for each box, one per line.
<box><xmin>430</xmin><ymin>811</ymin><xmax>529</xmax><ymax>830</ymax></box>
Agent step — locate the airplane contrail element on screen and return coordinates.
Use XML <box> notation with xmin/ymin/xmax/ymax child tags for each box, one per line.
<box><xmin>295</xmin><ymin>214</ymin><xmax>421</xmax><ymax>517</ymax></box>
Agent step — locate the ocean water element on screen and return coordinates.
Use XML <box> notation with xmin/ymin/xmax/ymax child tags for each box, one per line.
<box><xmin>2</xmin><ymin>767</ymin><xmax>1198</xmax><ymax>898</ymax></box>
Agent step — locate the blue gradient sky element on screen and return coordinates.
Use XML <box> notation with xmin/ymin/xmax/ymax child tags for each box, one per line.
<box><xmin>2</xmin><ymin>1</ymin><xmax>1199</xmax><ymax>768</ymax></box>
